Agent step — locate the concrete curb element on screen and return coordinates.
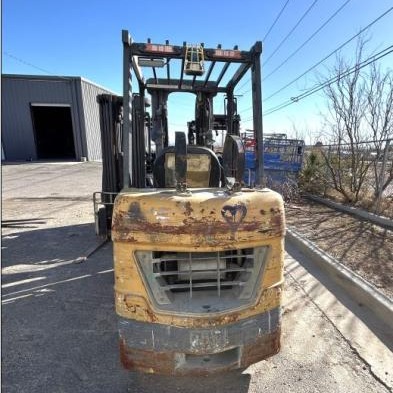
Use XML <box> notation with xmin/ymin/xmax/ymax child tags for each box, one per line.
<box><xmin>304</xmin><ymin>194</ymin><xmax>393</xmax><ymax>230</ymax></box>
<box><xmin>286</xmin><ymin>227</ymin><xmax>393</xmax><ymax>329</ymax></box>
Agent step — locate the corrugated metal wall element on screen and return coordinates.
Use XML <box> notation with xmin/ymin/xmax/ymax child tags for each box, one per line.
<box><xmin>1</xmin><ymin>75</ymin><xmax>114</xmax><ymax>161</ymax></box>
<box><xmin>2</xmin><ymin>75</ymin><xmax>85</xmax><ymax>160</ymax></box>
<box><xmin>80</xmin><ymin>79</ymin><xmax>114</xmax><ymax>161</ymax></box>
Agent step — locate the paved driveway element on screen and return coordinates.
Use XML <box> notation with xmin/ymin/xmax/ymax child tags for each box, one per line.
<box><xmin>2</xmin><ymin>162</ymin><xmax>391</xmax><ymax>392</ymax></box>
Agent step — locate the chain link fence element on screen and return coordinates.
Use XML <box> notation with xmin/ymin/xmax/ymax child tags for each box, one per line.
<box><xmin>301</xmin><ymin>139</ymin><xmax>393</xmax><ymax>217</ymax></box>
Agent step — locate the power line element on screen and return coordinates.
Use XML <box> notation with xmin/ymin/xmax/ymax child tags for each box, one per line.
<box><xmin>263</xmin><ymin>0</ymin><xmax>292</xmax><ymax>42</ymax></box>
<box><xmin>238</xmin><ymin>105</ymin><xmax>252</xmax><ymax>115</ymax></box>
<box><xmin>235</xmin><ymin>78</ymin><xmax>250</xmax><ymax>94</ymax></box>
<box><xmin>262</xmin><ymin>44</ymin><xmax>393</xmax><ymax>117</ymax></box>
<box><xmin>264</xmin><ymin>0</ymin><xmax>351</xmax><ymax>81</ymax></box>
<box><xmin>241</xmin><ymin>44</ymin><xmax>393</xmax><ymax>122</ymax></box>
<box><xmin>265</xmin><ymin>45</ymin><xmax>393</xmax><ymax>115</ymax></box>
<box><xmin>3</xmin><ymin>51</ymin><xmax>70</xmax><ymax>81</ymax></box>
<box><xmin>235</xmin><ymin>0</ymin><xmax>292</xmax><ymax>94</ymax></box>
<box><xmin>236</xmin><ymin>84</ymin><xmax>251</xmax><ymax>97</ymax></box>
<box><xmin>263</xmin><ymin>0</ymin><xmax>320</xmax><ymax>67</ymax></box>
<box><xmin>238</xmin><ymin>0</ymin><xmax>321</xmax><ymax>96</ymax></box>
<box><xmin>263</xmin><ymin>5</ymin><xmax>393</xmax><ymax>103</ymax></box>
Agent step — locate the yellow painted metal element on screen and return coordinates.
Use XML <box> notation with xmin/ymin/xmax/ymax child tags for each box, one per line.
<box><xmin>112</xmin><ymin>187</ymin><xmax>285</xmax><ymax>328</ymax></box>
<box><xmin>164</xmin><ymin>153</ymin><xmax>212</xmax><ymax>187</ymax></box>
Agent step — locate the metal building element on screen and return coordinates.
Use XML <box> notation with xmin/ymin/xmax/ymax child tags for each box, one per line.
<box><xmin>1</xmin><ymin>74</ymin><xmax>115</xmax><ymax>161</ymax></box>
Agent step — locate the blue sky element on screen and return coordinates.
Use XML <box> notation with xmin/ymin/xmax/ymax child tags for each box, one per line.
<box><xmin>2</xmin><ymin>0</ymin><xmax>393</xmax><ymax>143</ymax></box>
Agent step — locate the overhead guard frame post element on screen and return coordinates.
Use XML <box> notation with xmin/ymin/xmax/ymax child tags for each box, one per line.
<box><xmin>226</xmin><ymin>90</ymin><xmax>235</xmax><ymax>135</ymax></box>
<box><xmin>152</xmin><ymin>67</ymin><xmax>158</xmax><ymax>84</ymax></box>
<box><xmin>166</xmin><ymin>59</ymin><xmax>171</xmax><ymax>81</ymax></box>
<box><xmin>175</xmin><ymin>132</ymin><xmax>187</xmax><ymax>191</ymax></box>
<box><xmin>123</xmin><ymin>30</ymin><xmax>147</xmax><ymax>189</ymax></box>
<box><xmin>135</xmin><ymin>84</ymin><xmax>146</xmax><ymax>188</ymax></box>
<box><xmin>122</xmin><ymin>30</ymin><xmax>132</xmax><ymax>189</ymax></box>
<box><xmin>251</xmin><ymin>41</ymin><xmax>264</xmax><ymax>186</ymax></box>
<box><xmin>178</xmin><ymin>44</ymin><xmax>186</xmax><ymax>89</ymax></box>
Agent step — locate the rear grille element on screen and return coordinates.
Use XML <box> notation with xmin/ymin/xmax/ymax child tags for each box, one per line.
<box><xmin>135</xmin><ymin>247</ymin><xmax>268</xmax><ymax>314</ymax></box>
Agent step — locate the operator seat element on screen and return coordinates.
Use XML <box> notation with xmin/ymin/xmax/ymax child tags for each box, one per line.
<box><xmin>152</xmin><ymin>146</ymin><xmax>221</xmax><ymax>188</ymax></box>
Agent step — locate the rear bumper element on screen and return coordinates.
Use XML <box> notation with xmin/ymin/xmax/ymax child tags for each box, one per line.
<box><xmin>119</xmin><ymin>307</ymin><xmax>281</xmax><ymax>375</ymax></box>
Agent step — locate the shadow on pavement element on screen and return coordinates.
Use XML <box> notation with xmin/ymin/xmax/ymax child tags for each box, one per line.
<box><xmin>2</xmin><ymin>223</ymin><xmax>102</xmax><ymax>273</ymax></box>
<box><xmin>1</xmin><ymin>224</ymin><xmax>252</xmax><ymax>393</ymax></box>
<box><xmin>1</xmin><ymin>218</ymin><xmax>49</xmax><ymax>229</ymax></box>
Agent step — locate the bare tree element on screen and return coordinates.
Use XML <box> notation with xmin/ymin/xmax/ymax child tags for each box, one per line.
<box><xmin>365</xmin><ymin>63</ymin><xmax>393</xmax><ymax>201</ymax></box>
<box><xmin>317</xmin><ymin>38</ymin><xmax>393</xmax><ymax>205</ymax></box>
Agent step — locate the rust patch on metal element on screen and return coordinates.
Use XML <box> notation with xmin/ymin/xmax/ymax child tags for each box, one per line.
<box><xmin>120</xmin><ymin>338</ymin><xmax>176</xmax><ymax>375</ymax></box>
<box><xmin>144</xmin><ymin>307</ymin><xmax>158</xmax><ymax>323</ymax></box>
<box><xmin>271</xmin><ymin>212</ymin><xmax>284</xmax><ymax>231</ymax></box>
<box><xmin>123</xmin><ymin>296</ymin><xmax>158</xmax><ymax>323</ymax></box>
<box><xmin>113</xmin><ymin>216</ymin><xmax>283</xmax><ymax>241</ymax></box>
<box><xmin>240</xmin><ymin>328</ymin><xmax>281</xmax><ymax>367</ymax></box>
<box><xmin>111</xmin><ymin>213</ymin><xmax>123</xmax><ymax>233</ymax></box>
<box><xmin>120</xmin><ymin>340</ymin><xmax>238</xmax><ymax>376</ymax></box>
<box><xmin>119</xmin><ymin>328</ymin><xmax>281</xmax><ymax>375</ymax></box>
<box><xmin>204</xmin><ymin>311</ymin><xmax>242</xmax><ymax>325</ymax></box>
<box><xmin>184</xmin><ymin>201</ymin><xmax>193</xmax><ymax>216</ymax></box>
<box><xmin>115</xmin><ymin>204</ymin><xmax>283</xmax><ymax>237</ymax></box>
<box><xmin>112</xmin><ymin>190</ymin><xmax>285</xmax><ymax>243</ymax></box>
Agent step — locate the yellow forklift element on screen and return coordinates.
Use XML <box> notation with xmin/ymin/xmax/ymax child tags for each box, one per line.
<box><xmin>95</xmin><ymin>30</ymin><xmax>285</xmax><ymax>375</ymax></box>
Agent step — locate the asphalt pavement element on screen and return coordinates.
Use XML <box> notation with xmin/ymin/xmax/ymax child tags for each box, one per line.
<box><xmin>1</xmin><ymin>162</ymin><xmax>391</xmax><ymax>392</ymax></box>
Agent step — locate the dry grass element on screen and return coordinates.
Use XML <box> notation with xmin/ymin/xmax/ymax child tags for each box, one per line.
<box><xmin>323</xmin><ymin>189</ymin><xmax>393</xmax><ymax>219</ymax></box>
<box><xmin>286</xmin><ymin>198</ymin><xmax>393</xmax><ymax>299</ymax></box>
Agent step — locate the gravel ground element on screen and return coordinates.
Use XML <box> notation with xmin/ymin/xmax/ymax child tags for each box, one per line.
<box><xmin>286</xmin><ymin>198</ymin><xmax>393</xmax><ymax>299</ymax></box>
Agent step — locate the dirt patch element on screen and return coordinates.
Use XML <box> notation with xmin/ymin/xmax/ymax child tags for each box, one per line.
<box><xmin>285</xmin><ymin>198</ymin><xmax>393</xmax><ymax>300</ymax></box>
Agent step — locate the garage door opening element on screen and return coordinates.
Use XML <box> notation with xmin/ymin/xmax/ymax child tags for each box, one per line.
<box><xmin>31</xmin><ymin>105</ymin><xmax>76</xmax><ymax>160</ymax></box>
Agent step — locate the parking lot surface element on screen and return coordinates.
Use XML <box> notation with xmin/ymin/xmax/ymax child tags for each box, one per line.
<box><xmin>2</xmin><ymin>162</ymin><xmax>391</xmax><ymax>392</ymax></box>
